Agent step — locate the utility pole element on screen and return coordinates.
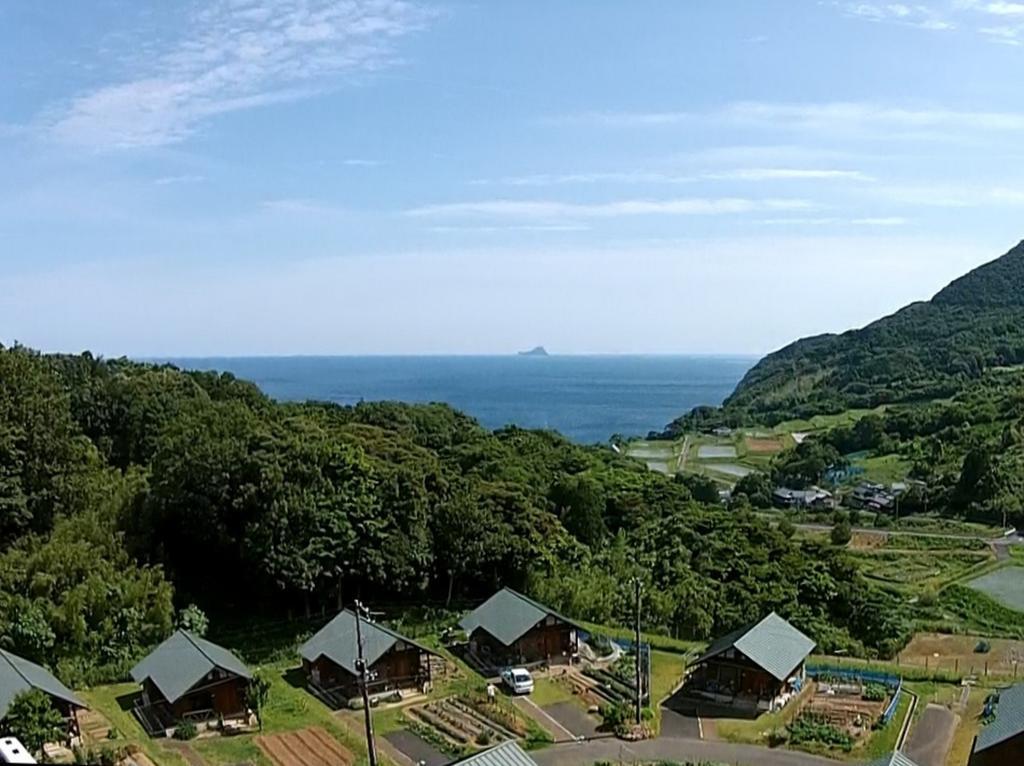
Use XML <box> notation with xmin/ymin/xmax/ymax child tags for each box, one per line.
<box><xmin>354</xmin><ymin>600</ymin><xmax>379</xmax><ymax>766</ymax></box>
<box><xmin>631</xmin><ymin>577</ymin><xmax>643</xmax><ymax>726</ymax></box>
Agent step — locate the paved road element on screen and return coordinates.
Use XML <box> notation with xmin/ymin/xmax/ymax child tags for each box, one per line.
<box><xmin>903</xmin><ymin>704</ymin><xmax>958</xmax><ymax>766</ymax></box>
<box><xmin>531</xmin><ymin>734</ymin><xmax>840</xmax><ymax>766</ymax></box>
<box><xmin>542</xmin><ymin>702</ymin><xmax>600</xmax><ymax>739</ymax></box>
<box><xmin>795</xmin><ymin>523</ymin><xmax>1023</xmax><ymax>546</ymax></box>
<box><xmin>385</xmin><ymin>731</ymin><xmax>448</xmax><ymax>766</ymax></box>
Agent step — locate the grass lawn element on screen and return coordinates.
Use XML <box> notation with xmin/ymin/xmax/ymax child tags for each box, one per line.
<box><xmin>649</xmin><ymin>650</ymin><xmax>689</xmax><ymax>704</ymax></box>
<box><xmin>79</xmin><ymin>684</ymin><xmax>189</xmax><ymax>766</ymax></box>
<box><xmin>856</xmin><ymin>692</ymin><xmax>912</xmax><ymax>763</ymax></box>
<box><xmin>946</xmin><ymin>686</ymin><xmax>989</xmax><ymax>766</ymax></box>
<box><xmin>530</xmin><ymin>677</ymin><xmax>576</xmax><ymax>708</ymax></box>
<box><xmin>715</xmin><ymin>684</ymin><xmax>813</xmax><ymax>744</ymax></box>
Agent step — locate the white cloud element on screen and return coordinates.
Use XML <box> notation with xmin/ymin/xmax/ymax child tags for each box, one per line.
<box><xmin>565</xmin><ymin>102</ymin><xmax>1024</xmax><ymax>142</ymax></box>
<box><xmin>46</xmin><ymin>0</ymin><xmax>433</xmax><ymax>149</ymax></box>
<box><xmin>342</xmin><ymin>158</ymin><xmax>383</xmax><ymax>166</ymax></box>
<box><xmin>473</xmin><ymin>167</ymin><xmax>872</xmax><ymax>186</ymax></box>
<box><xmin>154</xmin><ymin>174</ymin><xmax>206</xmax><ymax>185</ymax></box>
<box><xmin>982</xmin><ymin>2</ymin><xmax>1024</xmax><ymax>15</ymax></box>
<box><xmin>757</xmin><ymin>216</ymin><xmax>907</xmax><ymax>226</ymax></box>
<box><xmin>406</xmin><ymin>197</ymin><xmax>815</xmax><ymax>219</ymax></box>
<box><xmin>841</xmin><ymin>2</ymin><xmax>955</xmax><ymax>30</ymax></box>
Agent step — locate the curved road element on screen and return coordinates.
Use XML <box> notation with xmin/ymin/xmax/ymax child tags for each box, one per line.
<box><xmin>531</xmin><ymin>735</ymin><xmax>840</xmax><ymax>766</ymax></box>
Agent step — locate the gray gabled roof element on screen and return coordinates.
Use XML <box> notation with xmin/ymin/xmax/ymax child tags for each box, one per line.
<box><xmin>299</xmin><ymin>609</ymin><xmax>437</xmax><ymax>674</ymax></box>
<box><xmin>448</xmin><ymin>740</ymin><xmax>537</xmax><ymax>766</ymax></box>
<box><xmin>865</xmin><ymin>752</ymin><xmax>921</xmax><ymax>766</ymax></box>
<box><xmin>975</xmin><ymin>683</ymin><xmax>1024</xmax><ymax>753</ymax></box>
<box><xmin>459</xmin><ymin>588</ymin><xmax>580</xmax><ymax>647</ymax></box>
<box><xmin>0</xmin><ymin>650</ymin><xmax>86</xmax><ymax>720</ymax></box>
<box><xmin>130</xmin><ymin>630</ymin><xmax>251</xmax><ymax>704</ymax></box>
<box><xmin>693</xmin><ymin>612</ymin><xmax>816</xmax><ymax>682</ymax></box>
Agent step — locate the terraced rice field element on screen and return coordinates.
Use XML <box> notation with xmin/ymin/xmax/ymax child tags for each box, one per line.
<box><xmin>967</xmin><ymin>566</ymin><xmax>1024</xmax><ymax>612</ymax></box>
<box><xmin>744</xmin><ymin>436</ymin><xmax>786</xmax><ymax>454</ymax></box>
<box><xmin>696</xmin><ymin>445</ymin><xmax>737</xmax><ymax>459</ymax></box>
<box><xmin>704</xmin><ymin>463</ymin><xmax>753</xmax><ymax>478</ymax></box>
<box><xmin>256</xmin><ymin>727</ymin><xmax>354</xmax><ymax>766</ymax></box>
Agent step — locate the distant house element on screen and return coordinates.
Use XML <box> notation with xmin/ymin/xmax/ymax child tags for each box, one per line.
<box><xmin>299</xmin><ymin>609</ymin><xmax>440</xmax><ymax>705</ymax></box>
<box><xmin>460</xmin><ymin>588</ymin><xmax>580</xmax><ymax>669</ymax></box>
<box><xmin>970</xmin><ymin>683</ymin><xmax>1024</xmax><ymax>766</ymax></box>
<box><xmin>773</xmin><ymin>487</ymin><xmax>833</xmax><ymax>510</ymax></box>
<box><xmin>848</xmin><ymin>483</ymin><xmax>896</xmax><ymax>512</ymax></box>
<box><xmin>130</xmin><ymin>630</ymin><xmax>253</xmax><ymax>737</ymax></box>
<box><xmin>685</xmin><ymin>612</ymin><xmax>816</xmax><ymax>713</ymax></box>
<box><xmin>449</xmin><ymin>740</ymin><xmax>538</xmax><ymax>766</ymax></box>
<box><xmin>867</xmin><ymin>753</ymin><xmax>922</xmax><ymax>766</ymax></box>
<box><xmin>0</xmin><ymin>650</ymin><xmax>86</xmax><ymax>746</ymax></box>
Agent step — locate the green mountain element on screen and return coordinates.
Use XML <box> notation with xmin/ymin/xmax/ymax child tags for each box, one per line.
<box><xmin>719</xmin><ymin>239</ymin><xmax>1024</xmax><ymax>424</ymax></box>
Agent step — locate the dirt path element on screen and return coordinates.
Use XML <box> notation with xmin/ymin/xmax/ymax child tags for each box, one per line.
<box><xmin>161</xmin><ymin>740</ymin><xmax>207</xmax><ymax>766</ymax></box>
<box><xmin>903</xmin><ymin>704</ymin><xmax>958</xmax><ymax>766</ymax></box>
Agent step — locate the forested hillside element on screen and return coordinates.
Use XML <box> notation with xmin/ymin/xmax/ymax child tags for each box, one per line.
<box><xmin>0</xmin><ymin>344</ymin><xmax>908</xmax><ymax>686</ymax></box>
<box><xmin>660</xmin><ymin>239</ymin><xmax>1024</xmax><ymax>529</ymax></box>
<box><xmin>698</xmin><ymin>240</ymin><xmax>1024</xmax><ymax>424</ymax></box>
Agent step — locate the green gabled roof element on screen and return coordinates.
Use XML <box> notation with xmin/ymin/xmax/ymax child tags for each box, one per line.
<box><xmin>865</xmin><ymin>751</ymin><xmax>921</xmax><ymax>766</ymax></box>
<box><xmin>975</xmin><ymin>683</ymin><xmax>1024</xmax><ymax>753</ymax></box>
<box><xmin>459</xmin><ymin>588</ymin><xmax>580</xmax><ymax>647</ymax></box>
<box><xmin>693</xmin><ymin>612</ymin><xmax>816</xmax><ymax>682</ymax></box>
<box><xmin>448</xmin><ymin>740</ymin><xmax>537</xmax><ymax>766</ymax></box>
<box><xmin>130</xmin><ymin>630</ymin><xmax>252</xmax><ymax>704</ymax></box>
<box><xmin>0</xmin><ymin>649</ymin><xmax>86</xmax><ymax>720</ymax></box>
<box><xmin>299</xmin><ymin>609</ymin><xmax>437</xmax><ymax>674</ymax></box>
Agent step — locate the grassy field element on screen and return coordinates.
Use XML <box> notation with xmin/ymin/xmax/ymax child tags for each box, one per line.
<box><xmin>78</xmin><ymin>684</ymin><xmax>189</xmax><ymax>766</ymax></box>
<box><xmin>850</xmin><ymin>453</ymin><xmax>914</xmax><ymax>485</ymax></box>
<box><xmin>84</xmin><ymin>663</ymin><xmax>375</xmax><ymax>766</ymax></box>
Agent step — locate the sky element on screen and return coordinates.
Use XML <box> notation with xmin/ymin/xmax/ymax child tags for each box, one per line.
<box><xmin>3</xmin><ymin>1</ymin><xmax>1024</xmax><ymax>356</ymax></box>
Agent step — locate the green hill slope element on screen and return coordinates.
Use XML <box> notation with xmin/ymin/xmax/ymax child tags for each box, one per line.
<box><xmin>719</xmin><ymin>240</ymin><xmax>1024</xmax><ymax>424</ymax></box>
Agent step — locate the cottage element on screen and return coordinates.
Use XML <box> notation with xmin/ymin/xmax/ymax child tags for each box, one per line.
<box><xmin>970</xmin><ymin>683</ymin><xmax>1024</xmax><ymax>766</ymax></box>
<box><xmin>773</xmin><ymin>487</ymin><xmax>833</xmax><ymax>510</ymax></box>
<box><xmin>130</xmin><ymin>630</ymin><xmax>253</xmax><ymax>737</ymax></box>
<box><xmin>685</xmin><ymin>612</ymin><xmax>815</xmax><ymax>713</ymax></box>
<box><xmin>459</xmin><ymin>588</ymin><xmax>579</xmax><ymax>670</ymax></box>
<box><xmin>300</xmin><ymin>609</ymin><xmax>439</xmax><ymax>704</ymax></box>
<box><xmin>0</xmin><ymin>650</ymin><xmax>86</xmax><ymax>746</ymax></box>
<box><xmin>449</xmin><ymin>739</ymin><xmax>538</xmax><ymax>766</ymax></box>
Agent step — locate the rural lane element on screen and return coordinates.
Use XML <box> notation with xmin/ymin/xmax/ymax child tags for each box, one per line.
<box><xmin>530</xmin><ymin>735</ymin><xmax>841</xmax><ymax>766</ymax></box>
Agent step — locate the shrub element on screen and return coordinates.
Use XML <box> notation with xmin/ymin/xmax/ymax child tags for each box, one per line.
<box><xmin>173</xmin><ymin>720</ymin><xmax>198</xmax><ymax>740</ymax></box>
<box><xmin>862</xmin><ymin>683</ymin><xmax>887</xmax><ymax>701</ymax></box>
<box><xmin>975</xmin><ymin>639</ymin><xmax>992</xmax><ymax>654</ymax></box>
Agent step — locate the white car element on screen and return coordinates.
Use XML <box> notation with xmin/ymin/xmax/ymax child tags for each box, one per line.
<box><xmin>501</xmin><ymin>667</ymin><xmax>534</xmax><ymax>695</ymax></box>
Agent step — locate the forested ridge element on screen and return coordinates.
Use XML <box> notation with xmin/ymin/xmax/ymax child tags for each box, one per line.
<box><xmin>0</xmin><ymin>344</ymin><xmax>908</xmax><ymax>686</ymax></box>
<box><xmin>681</xmin><ymin>239</ymin><xmax>1024</xmax><ymax>424</ymax></box>
<box><xmin>660</xmin><ymin>239</ymin><xmax>1024</xmax><ymax>529</ymax></box>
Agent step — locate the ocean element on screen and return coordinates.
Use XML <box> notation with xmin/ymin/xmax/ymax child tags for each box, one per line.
<box><xmin>159</xmin><ymin>355</ymin><xmax>755</xmax><ymax>443</ymax></box>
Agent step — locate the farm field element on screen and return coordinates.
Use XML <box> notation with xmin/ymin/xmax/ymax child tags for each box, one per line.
<box><xmin>898</xmin><ymin>633</ymin><xmax>1024</xmax><ymax>678</ymax></box>
<box><xmin>850</xmin><ymin>550</ymin><xmax>992</xmax><ymax>589</ymax></box>
<box><xmin>967</xmin><ymin>566</ymin><xmax>1024</xmax><ymax>612</ymax></box>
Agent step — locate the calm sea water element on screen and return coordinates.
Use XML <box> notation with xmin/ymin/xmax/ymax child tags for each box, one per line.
<box><xmin>159</xmin><ymin>355</ymin><xmax>755</xmax><ymax>443</ymax></box>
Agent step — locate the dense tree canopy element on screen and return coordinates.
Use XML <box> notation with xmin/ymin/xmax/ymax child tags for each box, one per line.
<box><xmin>0</xmin><ymin>343</ymin><xmax>918</xmax><ymax>685</ymax></box>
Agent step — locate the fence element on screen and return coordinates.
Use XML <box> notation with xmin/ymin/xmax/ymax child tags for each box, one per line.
<box><xmin>806</xmin><ymin>664</ymin><xmax>903</xmax><ymax>724</ymax></box>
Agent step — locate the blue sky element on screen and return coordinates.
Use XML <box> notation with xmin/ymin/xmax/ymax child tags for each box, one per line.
<box><xmin>3</xmin><ymin>0</ymin><xmax>1024</xmax><ymax>355</ymax></box>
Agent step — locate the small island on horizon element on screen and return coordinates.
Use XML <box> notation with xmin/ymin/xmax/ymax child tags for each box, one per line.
<box><xmin>518</xmin><ymin>345</ymin><xmax>549</xmax><ymax>357</ymax></box>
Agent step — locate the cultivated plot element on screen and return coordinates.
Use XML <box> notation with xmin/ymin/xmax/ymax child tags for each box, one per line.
<box><xmin>696</xmin><ymin>445</ymin><xmax>737</xmax><ymax>459</ymax></box>
<box><xmin>967</xmin><ymin>566</ymin><xmax>1024</xmax><ymax>612</ymax></box>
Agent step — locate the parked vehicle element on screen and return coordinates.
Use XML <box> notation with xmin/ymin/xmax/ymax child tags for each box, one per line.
<box><xmin>500</xmin><ymin>667</ymin><xmax>534</xmax><ymax>695</ymax></box>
